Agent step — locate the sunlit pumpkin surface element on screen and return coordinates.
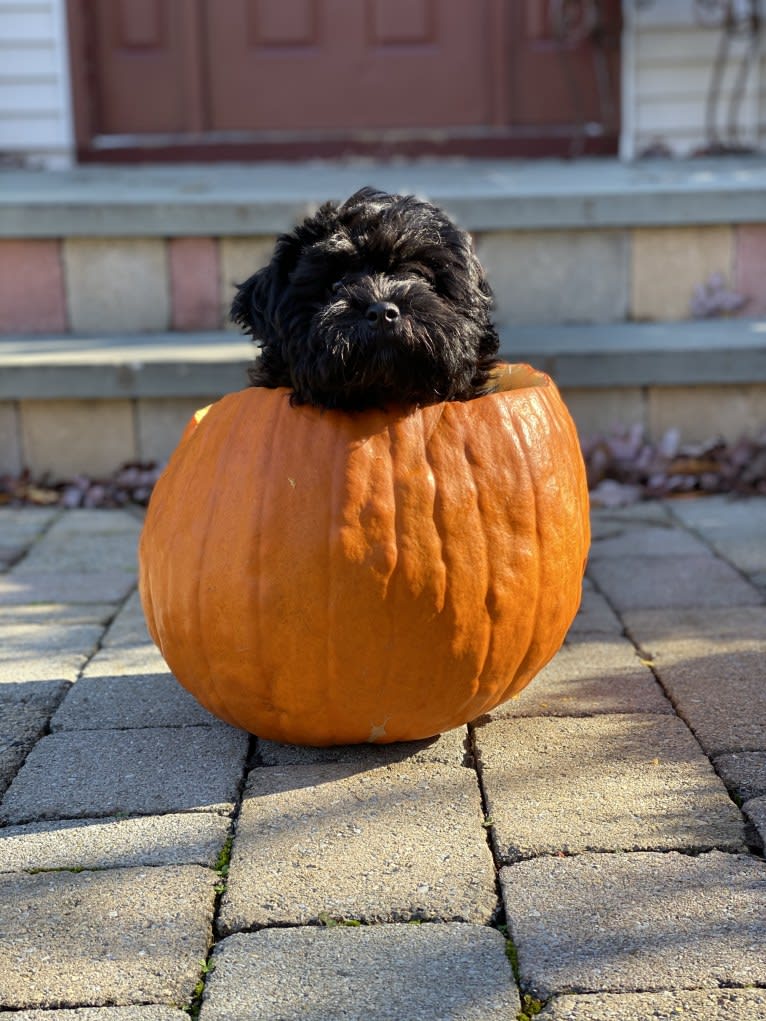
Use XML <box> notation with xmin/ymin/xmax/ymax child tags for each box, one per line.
<box><xmin>139</xmin><ymin>363</ymin><xmax>590</xmax><ymax>746</ymax></box>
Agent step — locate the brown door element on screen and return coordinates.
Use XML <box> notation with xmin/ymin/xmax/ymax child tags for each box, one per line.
<box><xmin>67</xmin><ymin>0</ymin><xmax>621</xmax><ymax>160</ymax></box>
<box><xmin>205</xmin><ymin>0</ymin><xmax>497</xmax><ymax>133</ymax></box>
<box><xmin>507</xmin><ymin>0</ymin><xmax>621</xmax><ymax>153</ymax></box>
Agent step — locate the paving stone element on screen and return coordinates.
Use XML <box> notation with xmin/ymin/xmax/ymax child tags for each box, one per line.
<box><xmin>623</xmin><ymin>606</ymin><xmax>766</xmax><ymax>755</ymax></box>
<box><xmin>6</xmin><ymin>1010</ymin><xmax>188</xmax><ymax>1020</ymax></box>
<box><xmin>714</xmin><ymin>751</ymin><xmax>766</xmax><ymax>803</ymax></box>
<box><xmin>100</xmin><ymin>590</ymin><xmax>151</xmax><ymax>647</ymax></box>
<box><xmin>476</xmin><ymin>715</ymin><xmax>744</xmax><ymax>861</ymax></box>
<box><xmin>587</xmin><ymin>554</ymin><xmax>762</xmax><ymax>612</ymax></box>
<box><xmin>0</xmin><ymin>683</ymin><xmax>67</xmax><ymax>795</ymax></box>
<box><xmin>589</xmin><ymin>524</ymin><xmax>711</xmax><ymax>559</ymax></box>
<box><xmin>744</xmin><ymin>796</ymin><xmax>766</xmax><ymax>849</ymax></box>
<box><xmin>257</xmin><ymin>727</ymin><xmax>468</xmax><ymax>766</ymax></box>
<box><xmin>1</xmin><ymin>602</ymin><xmax>115</xmax><ymax>626</ymax></box>
<box><xmin>669</xmin><ymin>494</ymin><xmax>766</xmax><ymax>576</ymax></box>
<box><xmin>0</xmin><ymin>622</ymin><xmax>103</xmax><ymax>682</ymax></box>
<box><xmin>51</xmin><ymin>674</ymin><xmax>222</xmax><ymax>731</ymax></box>
<box><xmin>46</xmin><ymin>508</ymin><xmax>142</xmax><ymax>536</ymax></box>
<box><xmin>0</xmin><ymin>621</ymin><xmax>104</xmax><ymax>658</ymax></box>
<box><xmin>0</xmin><ymin>546</ymin><xmax>21</xmax><ymax>571</ymax></box>
<box><xmin>0</xmin><ymin>507</ymin><xmax>59</xmax><ymax>548</ymax></box>
<box><xmin>82</xmin><ymin>644</ymin><xmax>170</xmax><ymax>678</ymax></box>
<box><xmin>0</xmin><ymin>572</ymin><xmax>134</xmax><ymax>606</ymax></box>
<box><xmin>591</xmin><ymin>504</ymin><xmax>673</xmax><ymax>533</ymax></box>
<box><xmin>200</xmin><ymin>924</ymin><xmax>519</xmax><ymax>1021</ymax></box>
<box><xmin>15</xmin><ymin>510</ymin><xmax>140</xmax><ymax>574</ymax></box>
<box><xmin>0</xmin><ymin>726</ymin><xmax>249</xmax><ymax>824</ymax></box>
<box><xmin>0</xmin><ymin>865</ymin><xmax>216</xmax><ymax>1009</ymax></box>
<box><xmin>539</xmin><ymin>988</ymin><xmax>766</xmax><ymax>1020</ymax></box>
<box><xmin>567</xmin><ymin>583</ymin><xmax>622</xmax><ymax>636</ymax></box>
<box><xmin>500</xmin><ymin>850</ymin><xmax>766</xmax><ymax>998</ymax></box>
<box><xmin>14</xmin><ymin>533</ymin><xmax>138</xmax><ymax>575</ymax></box>
<box><xmin>219</xmin><ymin>763</ymin><xmax>497</xmax><ymax>933</ymax></box>
<box><xmin>0</xmin><ymin>812</ymin><xmax>230</xmax><ymax>872</ymax></box>
<box><xmin>489</xmin><ymin>635</ymin><xmax>671</xmax><ymax>719</ymax></box>
<box><xmin>0</xmin><ymin>680</ymin><xmax>64</xmax><ymax>713</ymax></box>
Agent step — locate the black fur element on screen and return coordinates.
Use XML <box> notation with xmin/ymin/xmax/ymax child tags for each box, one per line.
<box><xmin>231</xmin><ymin>187</ymin><xmax>500</xmax><ymax>411</ymax></box>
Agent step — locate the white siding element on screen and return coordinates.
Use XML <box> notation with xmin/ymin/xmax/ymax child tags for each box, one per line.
<box><xmin>621</xmin><ymin>0</ymin><xmax>764</xmax><ymax>159</ymax></box>
<box><xmin>0</xmin><ymin>0</ymin><xmax>74</xmax><ymax>167</ymax></box>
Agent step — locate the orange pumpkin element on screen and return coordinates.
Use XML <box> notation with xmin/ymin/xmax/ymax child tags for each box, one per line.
<box><xmin>138</xmin><ymin>363</ymin><xmax>589</xmax><ymax>745</ymax></box>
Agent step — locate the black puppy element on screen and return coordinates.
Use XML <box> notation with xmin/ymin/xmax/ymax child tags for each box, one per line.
<box><xmin>231</xmin><ymin>187</ymin><xmax>500</xmax><ymax>411</ymax></box>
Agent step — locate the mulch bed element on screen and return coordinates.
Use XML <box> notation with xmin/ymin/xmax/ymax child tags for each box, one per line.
<box><xmin>584</xmin><ymin>427</ymin><xmax>766</xmax><ymax>506</ymax></box>
<box><xmin>0</xmin><ymin>463</ymin><xmax>162</xmax><ymax>510</ymax></box>
<box><xmin>2</xmin><ymin>428</ymin><xmax>766</xmax><ymax>510</ymax></box>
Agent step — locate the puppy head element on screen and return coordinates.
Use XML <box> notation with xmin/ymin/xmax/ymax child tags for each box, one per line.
<box><xmin>231</xmin><ymin>187</ymin><xmax>499</xmax><ymax>410</ymax></box>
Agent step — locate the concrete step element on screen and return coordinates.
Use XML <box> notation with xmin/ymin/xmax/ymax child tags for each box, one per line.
<box><xmin>2</xmin><ymin>157</ymin><xmax>766</xmax><ymax>337</ymax></box>
<box><xmin>2</xmin><ymin>319</ymin><xmax>764</xmax><ymax>400</ymax></box>
<box><xmin>1</xmin><ymin>319</ymin><xmax>765</xmax><ymax>478</ymax></box>
<box><xmin>3</xmin><ymin>158</ymin><xmax>766</xmax><ymax>237</ymax></box>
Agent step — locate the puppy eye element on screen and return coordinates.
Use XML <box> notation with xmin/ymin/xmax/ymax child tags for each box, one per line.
<box><xmin>406</xmin><ymin>264</ymin><xmax>435</xmax><ymax>284</ymax></box>
<box><xmin>331</xmin><ymin>281</ymin><xmax>344</xmax><ymax>295</ymax></box>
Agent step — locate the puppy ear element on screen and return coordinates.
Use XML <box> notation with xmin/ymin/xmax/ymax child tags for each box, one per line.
<box><xmin>460</xmin><ymin>234</ymin><xmax>495</xmax><ymax>309</ymax></box>
<box><xmin>231</xmin><ymin>203</ymin><xmax>340</xmax><ymax>337</ymax></box>
<box><xmin>230</xmin><ymin>265</ymin><xmax>273</xmax><ymax>336</ymax></box>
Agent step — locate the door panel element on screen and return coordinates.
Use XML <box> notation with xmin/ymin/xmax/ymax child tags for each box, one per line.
<box><xmin>81</xmin><ymin>0</ymin><xmax>204</xmax><ymax>135</ymax></box>
<box><xmin>508</xmin><ymin>0</ymin><xmax>621</xmax><ymax>131</ymax></box>
<box><xmin>203</xmin><ymin>0</ymin><xmax>494</xmax><ymax>132</ymax></box>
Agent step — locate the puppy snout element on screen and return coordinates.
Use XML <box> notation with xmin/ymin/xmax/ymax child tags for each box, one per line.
<box><xmin>366</xmin><ymin>301</ymin><xmax>401</xmax><ymax>327</ymax></box>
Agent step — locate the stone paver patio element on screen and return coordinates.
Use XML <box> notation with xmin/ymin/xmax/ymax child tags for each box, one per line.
<box><xmin>0</xmin><ymin>495</ymin><xmax>765</xmax><ymax>1018</ymax></box>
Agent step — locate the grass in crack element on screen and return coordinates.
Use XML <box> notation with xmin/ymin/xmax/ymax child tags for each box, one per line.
<box><xmin>517</xmin><ymin>993</ymin><xmax>545</xmax><ymax>1021</ymax></box>
<box><xmin>317</xmin><ymin>911</ymin><xmax>363</xmax><ymax>927</ymax></box>
<box><xmin>185</xmin><ymin>831</ymin><xmax>236</xmax><ymax>1014</ymax></box>
<box><xmin>214</xmin><ymin>834</ymin><xmax>234</xmax><ymax>892</ymax></box>
<box><xmin>184</xmin><ymin>958</ymin><xmax>216</xmax><ymax>1019</ymax></box>
<box><xmin>499</xmin><ymin>925</ymin><xmax>545</xmax><ymax>1021</ymax></box>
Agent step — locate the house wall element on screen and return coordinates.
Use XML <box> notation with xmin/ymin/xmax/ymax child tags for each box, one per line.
<box><xmin>0</xmin><ymin>0</ymin><xmax>74</xmax><ymax>167</ymax></box>
<box><xmin>622</xmin><ymin>0</ymin><xmax>764</xmax><ymax>159</ymax></box>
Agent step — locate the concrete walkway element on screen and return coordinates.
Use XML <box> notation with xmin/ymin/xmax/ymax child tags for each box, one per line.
<box><xmin>0</xmin><ymin>496</ymin><xmax>765</xmax><ymax>1019</ymax></box>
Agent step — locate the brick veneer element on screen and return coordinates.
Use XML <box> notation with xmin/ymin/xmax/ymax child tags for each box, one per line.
<box><xmin>2</xmin><ymin>225</ymin><xmax>764</xmax><ymax>335</ymax></box>
<box><xmin>0</xmin><ymin>240</ymin><xmax>66</xmax><ymax>333</ymax></box>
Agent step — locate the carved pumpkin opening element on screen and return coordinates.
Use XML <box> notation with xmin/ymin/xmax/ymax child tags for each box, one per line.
<box><xmin>489</xmin><ymin>363</ymin><xmax>550</xmax><ymax>393</ymax></box>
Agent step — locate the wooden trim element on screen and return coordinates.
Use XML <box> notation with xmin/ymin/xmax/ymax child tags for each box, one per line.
<box><xmin>65</xmin><ymin>0</ymin><xmax>94</xmax><ymax>150</ymax></box>
<box><xmin>179</xmin><ymin>0</ymin><xmax>206</xmax><ymax>132</ymax></box>
<box><xmin>488</xmin><ymin>0</ymin><xmax>510</xmax><ymax>127</ymax></box>
<box><xmin>76</xmin><ymin>130</ymin><xmax>619</xmax><ymax>164</ymax></box>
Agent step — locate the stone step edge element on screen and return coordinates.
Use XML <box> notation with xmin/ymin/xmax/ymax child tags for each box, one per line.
<box><xmin>3</xmin><ymin>157</ymin><xmax>766</xmax><ymax>236</ymax></box>
<box><xmin>1</xmin><ymin>319</ymin><xmax>765</xmax><ymax>401</ymax></box>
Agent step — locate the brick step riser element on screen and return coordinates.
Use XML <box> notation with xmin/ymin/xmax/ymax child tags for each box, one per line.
<box><xmin>2</xmin><ymin>222</ymin><xmax>766</xmax><ymax>335</ymax></box>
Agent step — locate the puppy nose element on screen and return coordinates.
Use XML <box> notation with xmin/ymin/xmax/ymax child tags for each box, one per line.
<box><xmin>366</xmin><ymin>301</ymin><xmax>400</xmax><ymax>326</ymax></box>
